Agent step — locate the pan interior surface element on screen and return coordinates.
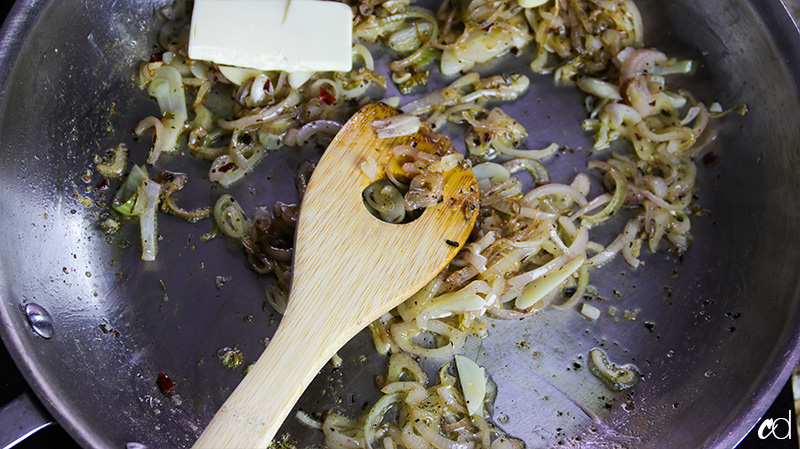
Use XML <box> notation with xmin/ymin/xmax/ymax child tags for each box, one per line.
<box><xmin>0</xmin><ymin>0</ymin><xmax>799</xmax><ymax>448</ymax></box>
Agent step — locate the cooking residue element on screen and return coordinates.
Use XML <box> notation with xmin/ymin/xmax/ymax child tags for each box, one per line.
<box><xmin>218</xmin><ymin>346</ymin><xmax>244</xmax><ymax>369</ymax></box>
<box><xmin>588</xmin><ymin>347</ymin><xmax>639</xmax><ymax>392</ymax></box>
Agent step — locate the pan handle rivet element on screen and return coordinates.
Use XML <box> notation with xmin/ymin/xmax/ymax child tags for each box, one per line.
<box><xmin>24</xmin><ymin>303</ymin><xmax>54</xmax><ymax>339</ymax></box>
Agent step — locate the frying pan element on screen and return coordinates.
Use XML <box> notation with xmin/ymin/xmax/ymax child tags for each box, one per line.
<box><xmin>1</xmin><ymin>0</ymin><xmax>800</xmax><ymax>447</ymax></box>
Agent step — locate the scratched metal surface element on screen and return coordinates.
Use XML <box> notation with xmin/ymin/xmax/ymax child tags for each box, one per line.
<box><xmin>787</xmin><ymin>0</ymin><xmax>800</xmax><ymax>19</ymax></box>
<box><xmin>786</xmin><ymin>1</ymin><xmax>800</xmax><ymax>444</ymax></box>
<box><xmin>0</xmin><ymin>1</ymin><xmax>800</xmax><ymax>448</ymax></box>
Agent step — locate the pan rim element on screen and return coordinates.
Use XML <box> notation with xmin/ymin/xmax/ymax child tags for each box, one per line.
<box><xmin>0</xmin><ymin>0</ymin><xmax>799</xmax><ymax>448</ymax></box>
<box><xmin>0</xmin><ymin>3</ymin><xmax>112</xmax><ymax>448</ymax></box>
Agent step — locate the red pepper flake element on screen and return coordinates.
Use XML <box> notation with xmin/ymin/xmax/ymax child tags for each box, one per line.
<box><xmin>264</xmin><ymin>78</ymin><xmax>273</xmax><ymax>95</ymax></box>
<box><xmin>157</xmin><ymin>372</ymin><xmax>175</xmax><ymax>396</ymax></box>
<box><xmin>218</xmin><ymin>162</ymin><xmax>236</xmax><ymax>173</ymax></box>
<box><xmin>150</xmin><ymin>53</ymin><xmax>162</xmax><ymax>62</ymax></box>
<box><xmin>319</xmin><ymin>87</ymin><xmax>336</xmax><ymax>105</ymax></box>
<box><xmin>95</xmin><ymin>178</ymin><xmax>109</xmax><ymax>190</ymax></box>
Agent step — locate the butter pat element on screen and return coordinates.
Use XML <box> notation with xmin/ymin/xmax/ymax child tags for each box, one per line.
<box><xmin>189</xmin><ymin>0</ymin><xmax>353</xmax><ymax>73</ymax></box>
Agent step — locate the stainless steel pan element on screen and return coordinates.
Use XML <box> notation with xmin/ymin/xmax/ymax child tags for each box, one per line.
<box><xmin>1</xmin><ymin>0</ymin><xmax>800</xmax><ymax>447</ymax></box>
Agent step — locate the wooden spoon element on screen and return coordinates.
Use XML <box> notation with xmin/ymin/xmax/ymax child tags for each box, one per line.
<box><xmin>193</xmin><ymin>103</ymin><xmax>478</xmax><ymax>448</ymax></box>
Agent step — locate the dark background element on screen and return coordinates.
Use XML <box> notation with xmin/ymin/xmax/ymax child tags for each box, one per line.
<box><xmin>0</xmin><ymin>0</ymin><xmax>796</xmax><ymax>448</ymax></box>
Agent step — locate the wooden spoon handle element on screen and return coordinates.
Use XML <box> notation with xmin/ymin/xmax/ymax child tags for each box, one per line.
<box><xmin>193</xmin><ymin>310</ymin><xmax>342</xmax><ymax>448</ymax></box>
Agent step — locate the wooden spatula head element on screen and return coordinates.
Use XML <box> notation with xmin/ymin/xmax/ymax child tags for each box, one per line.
<box><xmin>289</xmin><ymin>102</ymin><xmax>478</xmax><ymax>339</ymax></box>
